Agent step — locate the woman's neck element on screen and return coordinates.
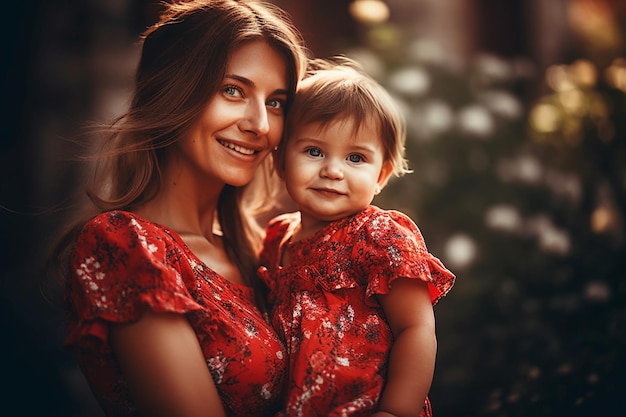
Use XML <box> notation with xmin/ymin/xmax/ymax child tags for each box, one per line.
<box><xmin>135</xmin><ymin>175</ymin><xmax>222</xmax><ymax>241</ymax></box>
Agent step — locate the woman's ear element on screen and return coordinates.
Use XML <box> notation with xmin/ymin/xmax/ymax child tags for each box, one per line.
<box><xmin>375</xmin><ymin>161</ymin><xmax>394</xmax><ymax>194</ymax></box>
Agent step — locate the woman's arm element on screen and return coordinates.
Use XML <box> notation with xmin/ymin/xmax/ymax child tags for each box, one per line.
<box><xmin>373</xmin><ymin>278</ymin><xmax>437</xmax><ymax>417</ymax></box>
<box><xmin>110</xmin><ymin>310</ymin><xmax>226</xmax><ymax>417</ymax></box>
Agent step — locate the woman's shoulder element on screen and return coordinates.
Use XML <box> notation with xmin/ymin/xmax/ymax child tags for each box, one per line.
<box><xmin>85</xmin><ymin>210</ymin><xmax>155</xmax><ymax>228</ymax></box>
<box><xmin>76</xmin><ymin>210</ymin><xmax>177</xmax><ymax>258</ymax></box>
<box><xmin>82</xmin><ymin>210</ymin><xmax>169</xmax><ymax>237</ymax></box>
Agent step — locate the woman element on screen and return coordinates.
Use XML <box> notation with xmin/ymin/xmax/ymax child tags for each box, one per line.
<box><xmin>52</xmin><ymin>1</ymin><xmax>308</xmax><ymax>416</ymax></box>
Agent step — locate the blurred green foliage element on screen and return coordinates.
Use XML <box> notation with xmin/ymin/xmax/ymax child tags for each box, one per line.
<box><xmin>347</xmin><ymin>21</ymin><xmax>625</xmax><ymax>417</ymax></box>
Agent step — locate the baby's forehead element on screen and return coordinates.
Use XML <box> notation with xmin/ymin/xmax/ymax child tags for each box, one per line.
<box><xmin>294</xmin><ymin>118</ymin><xmax>382</xmax><ymax>146</ymax></box>
<box><xmin>301</xmin><ymin>117</ymin><xmax>378</xmax><ymax>139</ymax></box>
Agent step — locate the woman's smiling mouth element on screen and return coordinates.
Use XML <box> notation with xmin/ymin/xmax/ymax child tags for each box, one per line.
<box><xmin>218</xmin><ymin>139</ymin><xmax>257</xmax><ymax>155</ymax></box>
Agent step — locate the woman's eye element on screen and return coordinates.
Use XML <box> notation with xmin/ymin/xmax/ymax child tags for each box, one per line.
<box><xmin>267</xmin><ymin>98</ymin><xmax>284</xmax><ymax>110</ymax></box>
<box><xmin>224</xmin><ymin>85</ymin><xmax>242</xmax><ymax>98</ymax></box>
<box><xmin>348</xmin><ymin>154</ymin><xmax>364</xmax><ymax>163</ymax></box>
<box><xmin>306</xmin><ymin>147</ymin><xmax>322</xmax><ymax>157</ymax></box>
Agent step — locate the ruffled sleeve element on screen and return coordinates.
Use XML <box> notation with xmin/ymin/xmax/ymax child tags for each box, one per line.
<box><xmin>64</xmin><ymin>211</ymin><xmax>204</xmax><ymax>348</ymax></box>
<box><xmin>258</xmin><ymin>212</ymin><xmax>300</xmax><ymax>294</ymax></box>
<box><xmin>356</xmin><ymin>209</ymin><xmax>456</xmax><ymax>306</ymax></box>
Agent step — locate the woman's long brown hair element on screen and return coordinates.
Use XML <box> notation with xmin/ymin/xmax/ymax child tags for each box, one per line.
<box><xmin>49</xmin><ymin>0</ymin><xmax>308</xmax><ymax>309</ymax></box>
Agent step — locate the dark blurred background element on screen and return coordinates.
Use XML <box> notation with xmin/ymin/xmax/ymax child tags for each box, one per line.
<box><xmin>2</xmin><ymin>1</ymin><xmax>625</xmax><ymax>416</ymax></box>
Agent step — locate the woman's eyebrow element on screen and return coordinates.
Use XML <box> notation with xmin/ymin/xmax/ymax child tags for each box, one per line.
<box><xmin>225</xmin><ymin>73</ymin><xmax>254</xmax><ymax>86</ymax></box>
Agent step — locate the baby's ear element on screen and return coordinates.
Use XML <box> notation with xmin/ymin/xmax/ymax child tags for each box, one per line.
<box><xmin>376</xmin><ymin>161</ymin><xmax>394</xmax><ymax>192</ymax></box>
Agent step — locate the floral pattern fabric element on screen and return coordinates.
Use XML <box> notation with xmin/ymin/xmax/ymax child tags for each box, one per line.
<box><xmin>258</xmin><ymin>205</ymin><xmax>456</xmax><ymax>417</ymax></box>
<box><xmin>65</xmin><ymin>211</ymin><xmax>287</xmax><ymax>417</ymax></box>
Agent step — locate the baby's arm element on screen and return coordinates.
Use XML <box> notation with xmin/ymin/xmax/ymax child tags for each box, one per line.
<box><xmin>372</xmin><ymin>278</ymin><xmax>436</xmax><ymax>417</ymax></box>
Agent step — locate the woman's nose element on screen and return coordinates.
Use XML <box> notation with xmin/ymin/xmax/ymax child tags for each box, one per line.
<box><xmin>239</xmin><ymin>99</ymin><xmax>270</xmax><ymax>136</ymax></box>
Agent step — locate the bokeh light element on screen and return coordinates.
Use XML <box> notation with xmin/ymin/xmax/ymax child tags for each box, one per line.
<box><xmin>444</xmin><ymin>234</ymin><xmax>478</xmax><ymax>270</ymax></box>
<box><xmin>349</xmin><ymin>0</ymin><xmax>390</xmax><ymax>24</ymax></box>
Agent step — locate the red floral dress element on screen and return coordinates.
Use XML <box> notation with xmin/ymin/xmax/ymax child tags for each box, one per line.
<box><xmin>258</xmin><ymin>205</ymin><xmax>455</xmax><ymax>417</ymax></box>
<box><xmin>64</xmin><ymin>211</ymin><xmax>287</xmax><ymax>417</ymax></box>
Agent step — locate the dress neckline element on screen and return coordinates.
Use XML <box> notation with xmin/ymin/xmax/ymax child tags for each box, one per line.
<box><xmin>110</xmin><ymin>210</ymin><xmax>255</xmax><ymax>293</ymax></box>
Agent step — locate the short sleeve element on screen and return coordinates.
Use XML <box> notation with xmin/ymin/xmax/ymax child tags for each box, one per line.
<box><xmin>258</xmin><ymin>212</ymin><xmax>299</xmax><ymax>293</ymax></box>
<box><xmin>64</xmin><ymin>212</ymin><xmax>203</xmax><ymax>348</ymax></box>
<box><xmin>357</xmin><ymin>210</ymin><xmax>456</xmax><ymax>306</ymax></box>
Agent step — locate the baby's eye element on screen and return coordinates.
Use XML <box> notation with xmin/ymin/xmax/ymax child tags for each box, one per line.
<box><xmin>224</xmin><ymin>85</ymin><xmax>243</xmax><ymax>98</ymax></box>
<box><xmin>347</xmin><ymin>154</ymin><xmax>364</xmax><ymax>163</ymax></box>
<box><xmin>306</xmin><ymin>147</ymin><xmax>323</xmax><ymax>157</ymax></box>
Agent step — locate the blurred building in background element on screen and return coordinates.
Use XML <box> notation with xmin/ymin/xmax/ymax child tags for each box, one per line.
<box><xmin>2</xmin><ymin>1</ymin><xmax>624</xmax><ymax>416</ymax></box>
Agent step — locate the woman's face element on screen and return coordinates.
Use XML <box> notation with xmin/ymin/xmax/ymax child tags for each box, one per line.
<box><xmin>173</xmin><ymin>40</ymin><xmax>288</xmax><ymax>189</ymax></box>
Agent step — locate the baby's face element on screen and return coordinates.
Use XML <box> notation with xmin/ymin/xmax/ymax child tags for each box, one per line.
<box><xmin>282</xmin><ymin>118</ymin><xmax>393</xmax><ymax>227</ymax></box>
